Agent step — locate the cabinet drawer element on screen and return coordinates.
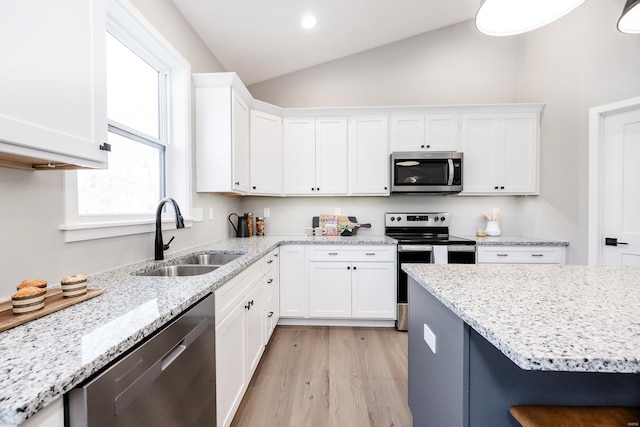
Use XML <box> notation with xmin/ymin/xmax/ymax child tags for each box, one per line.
<box><xmin>262</xmin><ymin>248</ymin><xmax>279</xmax><ymax>273</ymax></box>
<box><xmin>477</xmin><ymin>246</ymin><xmax>565</xmax><ymax>264</ymax></box>
<box><xmin>215</xmin><ymin>261</ymin><xmax>262</xmax><ymax>322</ymax></box>
<box><xmin>306</xmin><ymin>245</ymin><xmax>395</xmax><ymax>262</ymax></box>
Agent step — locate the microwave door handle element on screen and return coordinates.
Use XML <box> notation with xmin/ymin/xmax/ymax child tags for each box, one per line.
<box><xmin>447</xmin><ymin>159</ymin><xmax>454</xmax><ymax>186</ymax></box>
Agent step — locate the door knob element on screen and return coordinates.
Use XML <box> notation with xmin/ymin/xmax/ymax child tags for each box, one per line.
<box><xmin>605</xmin><ymin>237</ymin><xmax>629</xmax><ymax>246</ymax></box>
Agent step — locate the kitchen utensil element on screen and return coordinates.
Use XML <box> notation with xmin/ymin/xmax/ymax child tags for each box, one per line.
<box><xmin>228</xmin><ymin>213</ymin><xmax>250</xmax><ymax>238</ymax></box>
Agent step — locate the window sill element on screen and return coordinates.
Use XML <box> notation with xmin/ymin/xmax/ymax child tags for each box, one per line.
<box><xmin>59</xmin><ymin>218</ymin><xmax>194</xmax><ymax>243</ymax></box>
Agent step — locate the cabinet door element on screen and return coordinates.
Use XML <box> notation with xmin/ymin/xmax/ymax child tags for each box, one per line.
<box><xmin>460</xmin><ymin>114</ymin><xmax>500</xmax><ymax>193</ymax></box>
<box><xmin>351</xmin><ymin>263</ymin><xmax>396</xmax><ymax>319</ymax></box>
<box><xmin>216</xmin><ymin>302</ymin><xmax>247</xmax><ymax>427</ymax></box>
<box><xmin>501</xmin><ymin>114</ymin><xmax>539</xmax><ymax>194</ymax></box>
<box><xmin>279</xmin><ymin>245</ymin><xmax>307</xmax><ymax>317</ymax></box>
<box><xmin>0</xmin><ymin>0</ymin><xmax>108</xmax><ymax>169</ymax></box>
<box><xmin>316</xmin><ymin>118</ymin><xmax>348</xmax><ymax>195</ymax></box>
<box><xmin>283</xmin><ymin>118</ymin><xmax>316</xmax><ymax>194</ymax></box>
<box><xmin>348</xmin><ymin>116</ymin><xmax>390</xmax><ymax>195</ymax></box>
<box><xmin>390</xmin><ymin>115</ymin><xmax>425</xmax><ymax>152</ymax></box>
<box><xmin>246</xmin><ymin>282</ymin><xmax>264</xmax><ymax>375</ymax></box>
<box><xmin>232</xmin><ymin>92</ymin><xmax>251</xmax><ymax>192</ymax></box>
<box><xmin>425</xmin><ymin>114</ymin><xmax>459</xmax><ymax>151</ymax></box>
<box><xmin>308</xmin><ymin>262</ymin><xmax>352</xmax><ymax>318</ymax></box>
<box><xmin>250</xmin><ymin>110</ymin><xmax>282</xmax><ymax>194</ymax></box>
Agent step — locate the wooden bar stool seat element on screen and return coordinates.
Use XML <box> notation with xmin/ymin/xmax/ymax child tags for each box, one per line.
<box><xmin>510</xmin><ymin>404</ymin><xmax>640</xmax><ymax>427</ymax></box>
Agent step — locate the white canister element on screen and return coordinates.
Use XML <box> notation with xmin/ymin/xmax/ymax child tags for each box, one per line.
<box><xmin>485</xmin><ymin>221</ymin><xmax>501</xmax><ymax>236</ymax></box>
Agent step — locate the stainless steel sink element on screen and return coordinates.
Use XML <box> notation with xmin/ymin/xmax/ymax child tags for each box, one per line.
<box><xmin>174</xmin><ymin>253</ymin><xmax>243</xmax><ymax>266</ymax></box>
<box><xmin>136</xmin><ymin>265</ymin><xmax>219</xmax><ymax>277</ymax></box>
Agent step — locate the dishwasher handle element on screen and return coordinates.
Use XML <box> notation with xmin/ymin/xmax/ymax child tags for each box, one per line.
<box><xmin>114</xmin><ymin>317</ymin><xmax>209</xmax><ymax>416</ymax></box>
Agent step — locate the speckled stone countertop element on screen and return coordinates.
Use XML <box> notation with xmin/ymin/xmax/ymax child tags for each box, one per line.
<box><xmin>0</xmin><ymin>235</ymin><xmax>395</xmax><ymax>425</ymax></box>
<box><xmin>468</xmin><ymin>235</ymin><xmax>570</xmax><ymax>246</ymax></box>
<box><xmin>403</xmin><ymin>264</ymin><xmax>640</xmax><ymax>374</ymax></box>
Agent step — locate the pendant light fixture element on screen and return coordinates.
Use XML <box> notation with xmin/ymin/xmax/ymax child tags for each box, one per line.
<box><xmin>618</xmin><ymin>0</ymin><xmax>640</xmax><ymax>33</ymax></box>
<box><xmin>475</xmin><ymin>0</ymin><xmax>587</xmax><ymax>36</ymax></box>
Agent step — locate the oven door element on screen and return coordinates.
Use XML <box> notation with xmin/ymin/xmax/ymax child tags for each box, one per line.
<box><xmin>396</xmin><ymin>244</ymin><xmax>475</xmax><ymax>331</ymax></box>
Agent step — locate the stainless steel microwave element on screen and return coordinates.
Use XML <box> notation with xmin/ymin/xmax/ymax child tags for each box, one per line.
<box><xmin>390</xmin><ymin>151</ymin><xmax>463</xmax><ymax>194</ymax></box>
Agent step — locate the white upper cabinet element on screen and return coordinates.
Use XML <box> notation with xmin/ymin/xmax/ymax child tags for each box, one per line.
<box><xmin>460</xmin><ymin>112</ymin><xmax>539</xmax><ymax>195</ymax></box>
<box><xmin>232</xmin><ymin>94</ymin><xmax>251</xmax><ymax>192</ymax></box>
<box><xmin>283</xmin><ymin>117</ymin><xmax>347</xmax><ymax>195</ymax></box>
<box><xmin>390</xmin><ymin>114</ymin><xmax>459</xmax><ymax>152</ymax></box>
<box><xmin>250</xmin><ymin>110</ymin><xmax>282</xmax><ymax>195</ymax></box>
<box><xmin>0</xmin><ymin>0</ymin><xmax>108</xmax><ymax>170</ymax></box>
<box><xmin>348</xmin><ymin>116</ymin><xmax>390</xmax><ymax>196</ymax></box>
<box><xmin>195</xmin><ymin>85</ymin><xmax>250</xmax><ymax>193</ymax></box>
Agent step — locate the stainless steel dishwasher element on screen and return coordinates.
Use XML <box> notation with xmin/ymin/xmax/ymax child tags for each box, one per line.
<box><xmin>67</xmin><ymin>293</ymin><xmax>216</xmax><ymax>426</ymax></box>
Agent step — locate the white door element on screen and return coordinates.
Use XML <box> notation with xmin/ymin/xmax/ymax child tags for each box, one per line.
<box><xmin>601</xmin><ymin>107</ymin><xmax>640</xmax><ymax>266</ymax></box>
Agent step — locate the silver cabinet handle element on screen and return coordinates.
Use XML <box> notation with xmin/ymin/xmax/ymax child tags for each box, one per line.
<box><xmin>531</xmin><ymin>254</ymin><xmax>544</xmax><ymax>257</ymax></box>
<box><xmin>497</xmin><ymin>254</ymin><xmax>509</xmax><ymax>257</ymax></box>
<box><xmin>365</xmin><ymin>252</ymin><xmax>375</xmax><ymax>256</ymax></box>
<box><xmin>328</xmin><ymin>252</ymin><xmax>338</xmax><ymax>255</ymax></box>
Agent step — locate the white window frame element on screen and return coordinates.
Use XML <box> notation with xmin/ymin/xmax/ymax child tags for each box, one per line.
<box><xmin>61</xmin><ymin>0</ymin><xmax>192</xmax><ymax>242</ymax></box>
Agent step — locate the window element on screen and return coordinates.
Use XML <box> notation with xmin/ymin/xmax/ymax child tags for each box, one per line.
<box><xmin>61</xmin><ymin>0</ymin><xmax>191</xmax><ymax>242</ymax></box>
<box><xmin>77</xmin><ymin>32</ymin><xmax>165</xmax><ymax>217</ymax></box>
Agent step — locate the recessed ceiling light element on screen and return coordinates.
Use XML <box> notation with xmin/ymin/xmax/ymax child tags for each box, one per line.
<box><xmin>475</xmin><ymin>0</ymin><xmax>586</xmax><ymax>36</ymax></box>
<box><xmin>301</xmin><ymin>14</ymin><xmax>317</xmax><ymax>29</ymax></box>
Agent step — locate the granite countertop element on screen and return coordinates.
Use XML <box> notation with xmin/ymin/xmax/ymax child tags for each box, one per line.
<box><xmin>466</xmin><ymin>235</ymin><xmax>570</xmax><ymax>246</ymax></box>
<box><xmin>0</xmin><ymin>234</ymin><xmax>395</xmax><ymax>425</ymax></box>
<box><xmin>403</xmin><ymin>263</ymin><xmax>640</xmax><ymax>374</ymax></box>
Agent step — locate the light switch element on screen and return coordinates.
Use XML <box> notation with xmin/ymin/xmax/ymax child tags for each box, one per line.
<box><xmin>334</xmin><ymin>207</ymin><xmax>341</xmax><ymax>214</ymax></box>
<box><xmin>208</xmin><ymin>208</ymin><xmax>214</xmax><ymax>221</ymax></box>
<box><xmin>264</xmin><ymin>207</ymin><xmax>270</xmax><ymax>218</ymax></box>
<box><xmin>424</xmin><ymin>323</ymin><xmax>436</xmax><ymax>353</ymax></box>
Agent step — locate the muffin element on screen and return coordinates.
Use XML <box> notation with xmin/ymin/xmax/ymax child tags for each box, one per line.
<box><xmin>61</xmin><ymin>274</ymin><xmax>88</xmax><ymax>297</ymax></box>
<box><xmin>12</xmin><ymin>286</ymin><xmax>46</xmax><ymax>314</ymax></box>
<box><xmin>17</xmin><ymin>278</ymin><xmax>47</xmax><ymax>290</ymax></box>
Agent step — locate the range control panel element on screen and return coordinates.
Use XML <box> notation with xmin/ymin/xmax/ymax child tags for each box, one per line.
<box><xmin>385</xmin><ymin>212</ymin><xmax>450</xmax><ymax>227</ymax></box>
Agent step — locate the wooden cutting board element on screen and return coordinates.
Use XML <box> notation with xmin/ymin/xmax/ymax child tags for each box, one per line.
<box><xmin>0</xmin><ymin>288</ymin><xmax>105</xmax><ymax>332</ymax></box>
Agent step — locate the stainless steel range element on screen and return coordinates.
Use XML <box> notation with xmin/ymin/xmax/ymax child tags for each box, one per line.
<box><xmin>385</xmin><ymin>212</ymin><xmax>476</xmax><ymax>331</ymax></box>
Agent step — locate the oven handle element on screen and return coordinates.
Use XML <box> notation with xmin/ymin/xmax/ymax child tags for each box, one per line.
<box><xmin>398</xmin><ymin>244</ymin><xmax>476</xmax><ymax>252</ymax></box>
<box><xmin>447</xmin><ymin>159</ymin><xmax>454</xmax><ymax>186</ymax></box>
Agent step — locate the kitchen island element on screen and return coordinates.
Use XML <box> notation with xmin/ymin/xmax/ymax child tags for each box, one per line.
<box><xmin>404</xmin><ymin>264</ymin><xmax>640</xmax><ymax>426</ymax></box>
<box><xmin>0</xmin><ymin>235</ymin><xmax>395</xmax><ymax>426</ymax></box>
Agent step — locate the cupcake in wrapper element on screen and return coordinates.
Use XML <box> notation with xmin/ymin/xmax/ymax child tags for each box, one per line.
<box><xmin>12</xmin><ymin>287</ymin><xmax>46</xmax><ymax>314</ymax></box>
<box><xmin>61</xmin><ymin>274</ymin><xmax>88</xmax><ymax>297</ymax></box>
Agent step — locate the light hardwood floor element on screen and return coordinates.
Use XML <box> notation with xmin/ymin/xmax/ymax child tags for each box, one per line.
<box><xmin>231</xmin><ymin>326</ymin><xmax>412</xmax><ymax>427</ymax></box>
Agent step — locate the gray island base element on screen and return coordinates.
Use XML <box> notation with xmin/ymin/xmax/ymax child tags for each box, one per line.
<box><xmin>406</xmin><ymin>265</ymin><xmax>640</xmax><ymax>427</ymax></box>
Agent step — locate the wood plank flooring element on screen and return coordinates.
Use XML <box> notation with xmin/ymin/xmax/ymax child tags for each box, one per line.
<box><xmin>231</xmin><ymin>326</ymin><xmax>412</xmax><ymax>427</ymax></box>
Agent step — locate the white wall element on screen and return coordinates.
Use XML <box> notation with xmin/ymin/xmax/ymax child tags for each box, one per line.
<box><xmin>247</xmin><ymin>2</ymin><xmax>640</xmax><ymax>264</ymax></box>
<box><xmin>0</xmin><ymin>0</ymin><xmax>236</xmax><ymax>300</ymax></box>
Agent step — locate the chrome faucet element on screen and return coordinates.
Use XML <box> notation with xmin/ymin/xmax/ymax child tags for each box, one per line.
<box><xmin>155</xmin><ymin>197</ymin><xmax>185</xmax><ymax>260</ymax></box>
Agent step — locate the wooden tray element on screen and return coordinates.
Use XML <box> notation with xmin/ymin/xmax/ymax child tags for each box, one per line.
<box><xmin>0</xmin><ymin>288</ymin><xmax>105</xmax><ymax>333</ymax></box>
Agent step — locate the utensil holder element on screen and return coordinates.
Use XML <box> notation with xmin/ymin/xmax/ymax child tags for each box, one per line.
<box><xmin>486</xmin><ymin>221</ymin><xmax>501</xmax><ymax>236</ymax></box>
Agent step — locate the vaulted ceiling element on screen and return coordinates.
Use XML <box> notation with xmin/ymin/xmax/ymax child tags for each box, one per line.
<box><xmin>172</xmin><ymin>0</ymin><xmax>480</xmax><ymax>84</ymax></box>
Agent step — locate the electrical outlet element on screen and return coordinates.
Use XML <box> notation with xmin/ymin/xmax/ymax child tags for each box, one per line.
<box><xmin>264</xmin><ymin>207</ymin><xmax>270</xmax><ymax>218</ymax></box>
<box><xmin>208</xmin><ymin>208</ymin><xmax>214</xmax><ymax>221</ymax></box>
<box><xmin>424</xmin><ymin>323</ymin><xmax>436</xmax><ymax>354</ymax></box>
<box><xmin>193</xmin><ymin>207</ymin><xmax>203</xmax><ymax>222</ymax></box>
<box><xmin>334</xmin><ymin>207</ymin><xmax>341</xmax><ymax>214</ymax></box>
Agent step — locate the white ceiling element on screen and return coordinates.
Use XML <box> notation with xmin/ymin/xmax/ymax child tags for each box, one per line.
<box><xmin>171</xmin><ymin>0</ymin><xmax>480</xmax><ymax>85</ymax></box>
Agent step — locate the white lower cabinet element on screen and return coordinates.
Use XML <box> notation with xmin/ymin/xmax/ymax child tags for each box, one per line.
<box><xmin>308</xmin><ymin>262</ymin><xmax>353</xmax><ymax>318</ymax></box>
<box><xmin>280</xmin><ymin>245</ymin><xmax>396</xmax><ymax>322</ymax></box>
<box><xmin>214</xmin><ymin>260</ymin><xmax>265</xmax><ymax>427</ymax></box>
<box><xmin>263</xmin><ymin>248</ymin><xmax>280</xmax><ymax>344</ymax></box>
<box><xmin>308</xmin><ymin>260</ymin><xmax>396</xmax><ymax>319</ymax></box>
<box><xmin>477</xmin><ymin>246</ymin><xmax>566</xmax><ymax>264</ymax></box>
<box><xmin>279</xmin><ymin>245</ymin><xmax>308</xmax><ymax>318</ymax></box>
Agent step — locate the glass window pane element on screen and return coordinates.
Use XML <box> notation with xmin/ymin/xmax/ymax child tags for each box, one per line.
<box><xmin>78</xmin><ymin>132</ymin><xmax>162</xmax><ymax>215</ymax></box>
<box><xmin>107</xmin><ymin>32</ymin><xmax>159</xmax><ymax>138</ymax></box>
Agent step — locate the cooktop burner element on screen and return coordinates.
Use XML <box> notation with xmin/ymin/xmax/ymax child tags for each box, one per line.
<box><xmin>384</xmin><ymin>212</ymin><xmax>476</xmax><ymax>245</ymax></box>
